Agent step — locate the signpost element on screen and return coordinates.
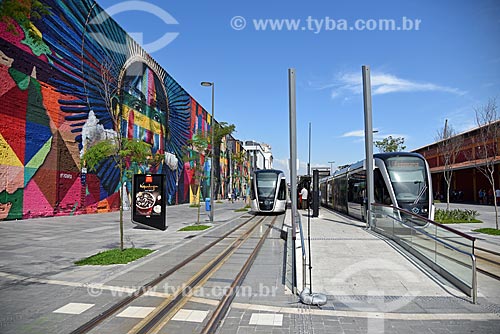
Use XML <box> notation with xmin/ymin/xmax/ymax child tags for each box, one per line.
<box><xmin>131</xmin><ymin>174</ymin><xmax>167</xmax><ymax>230</ymax></box>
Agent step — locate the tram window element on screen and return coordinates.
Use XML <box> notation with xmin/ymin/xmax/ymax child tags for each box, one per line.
<box><xmin>374</xmin><ymin>169</ymin><xmax>391</xmax><ymax>205</ymax></box>
<box><xmin>278</xmin><ymin>179</ymin><xmax>286</xmax><ymax>200</ymax></box>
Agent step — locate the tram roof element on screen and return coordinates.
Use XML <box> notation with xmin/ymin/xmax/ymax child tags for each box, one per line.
<box><xmin>322</xmin><ymin>152</ymin><xmax>426</xmax><ymax>181</ymax></box>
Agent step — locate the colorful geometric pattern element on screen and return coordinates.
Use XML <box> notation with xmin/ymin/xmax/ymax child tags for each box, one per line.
<box><xmin>0</xmin><ymin>0</ymin><xmax>241</xmax><ymax>221</ymax></box>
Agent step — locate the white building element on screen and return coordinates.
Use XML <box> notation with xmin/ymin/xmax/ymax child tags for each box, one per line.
<box><xmin>243</xmin><ymin>141</ymin><xmax>273</xmax><ymax>171</ymax></box>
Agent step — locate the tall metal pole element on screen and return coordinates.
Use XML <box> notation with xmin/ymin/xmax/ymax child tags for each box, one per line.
<box><xmin>308</xmin><ymin>123</ymin><xmax>311</xmax><ymax>176</ymax></box>
<box><xmin>201</xmin><ymin>81</ymin><xmax>215</xmax><ymax>223</ymax></box>
<box><xmin>288</xmin><ymin>68</ymin><xmax>298</xmax><ymax>293</ymax></box>
<box><xmin>362</xmin><ymin>66</ymin><xmax>374</xmax><ymax>229</ymax></box>
<box><xmin>210</xmin><ymin>83</ymin><xmax>215</xmax><ymax>223</ymax></box>
<box><xmin>307</xmin><ymin>122</ymin><xmax>313</xmax><ymax>292</ymax></box>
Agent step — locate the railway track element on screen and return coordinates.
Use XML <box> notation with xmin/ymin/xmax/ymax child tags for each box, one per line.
<box><xmin>70</xmin><ymin>213</ymin><xmax>279</xmax><ymax>334</ymax></box>
<box><xmin>475</xmin><ymin>245</ymin><xmax>500</xmax><ymax>280</ymax></box>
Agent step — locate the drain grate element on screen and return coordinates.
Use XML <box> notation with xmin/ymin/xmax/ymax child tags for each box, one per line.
<box><xmin>184</xmin><ymin>235</ymin><xmax>196</xmax><ymax>239</ymax></box>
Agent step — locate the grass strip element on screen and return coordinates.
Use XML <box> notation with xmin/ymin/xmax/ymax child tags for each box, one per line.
<box><xmin>178</xmin><ymin>224</ymin><xmax>211</xmax><ymax>232</ymax></box>
<box><xmin>75</xmin><ymin>248</ymin><xmax>154</xmax><ymax>266</ymax></box>
<box><xmin>235</xmin><ymin>208</ymin><xmax>248</xmax><ymax>212</ymax></box>
<box><xmin>472</xmin><ymin>228</ymin><xmax>500</xmax><ymax>236</ymax></box>
<box><xmin>437</xmin><ymin>219</ymin><xmax>482</xmax><ymax>224</ymax></box>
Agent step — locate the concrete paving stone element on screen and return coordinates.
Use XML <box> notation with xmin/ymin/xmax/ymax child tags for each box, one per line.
<box><xmin>218</xmin><ymin>329</ymin><xmax>240</xmax><ymax>334</ymax></box>
<box><xmin>52</xmin><ymin>302</ymin><xmax>95</xmax><ymax>314</ymax></box>
<box><xmin>221</xmin><ymin>317</ymin><xmax>241</xmax><ymax>326</ymax></box>
<box><xmin>236</xmin><ymin>326</ymin><xmax>257</xmax><ymax>334</ymax></box>
<box><xmin>116</xmin><ymin>305</ymin><xmax>156</xmax><ymax>318</ymax></box>
<box><xmin>158</xmin><ymin>320</ymin><xmax>201</xmax><ymax>334</ymax></box>
<box><xmin>271</xmin><ymin>329</ymin><xmax>290</xmax><ymax>334</ymax></box>
<box><xmin>171</xmin><ymin>309</ymin><xmax>209</xmax><ymax>322</ymax></box>
<box><xmin>249</xmin><ymin>313</ymin><xmax>283</xmax><ymax>326</ymax></box>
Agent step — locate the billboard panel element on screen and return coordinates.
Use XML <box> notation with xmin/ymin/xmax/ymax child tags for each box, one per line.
<box><xmin>132</xmin><ymin>174</ymin><xmax>166</xmax><ymax>230</ymax></box>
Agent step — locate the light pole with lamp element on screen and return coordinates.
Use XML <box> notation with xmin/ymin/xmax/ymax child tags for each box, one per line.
<box><xmin>201</xmin><ymin>81</ymin><xmax>215</xmax><ymax>223</ymax></box>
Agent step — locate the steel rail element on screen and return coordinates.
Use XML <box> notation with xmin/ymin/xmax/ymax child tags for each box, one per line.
<box><xmin>129</xmin><ymin>215</ymin><xmax>270</xmax><ymax>334</ymax></box>
<box><xmin>200</xmin><ymin>215</ymin><xmax>278</xmax><ymax>334</ymax></box>
<box><xmin>69</xmin><ymin>214</ymin><xmax>258</xmax><ymax>334</ymax></box>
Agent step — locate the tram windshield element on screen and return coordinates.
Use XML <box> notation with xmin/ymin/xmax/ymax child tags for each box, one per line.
<box><xmin>385</xmin><ymin>157</ymin><xmax>428</xmax><ymax>203</ymax></box>
<box><xmin>256</xmin><ymin>172</ymin><xmax>278</xmax><ymax>198</ymax></box>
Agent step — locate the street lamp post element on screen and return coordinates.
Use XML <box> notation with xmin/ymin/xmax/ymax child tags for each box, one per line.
<box><xmin>201</xmin><ymin>81</ymin><xmax>215</xmax><ymax>223</ymax></box>
<box><xmin>328</xmin><ymin>161</ymin><xmax>335</xmax><ymax>175</ymax></box>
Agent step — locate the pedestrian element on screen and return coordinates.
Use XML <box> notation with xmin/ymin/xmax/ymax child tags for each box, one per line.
<box><xmin>300</xmin><ymin>186</ymin><xmax>308</xmax><ymax>210</ymax></box>
<box><xmin>479</xmin><ymin>189</ymin><xmax>485</xmax><ymax>204</ymax></box>
<box><xmin>487</xmin><ymin>188</ymin><xmax>493</xmax><ymax>205</ymax></box>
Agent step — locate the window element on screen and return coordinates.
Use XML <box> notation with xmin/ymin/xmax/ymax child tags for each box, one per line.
<box><xmin>278</xmin><ymin>179</ymin><xmax>286</xmax><ymax>200</ymax></box>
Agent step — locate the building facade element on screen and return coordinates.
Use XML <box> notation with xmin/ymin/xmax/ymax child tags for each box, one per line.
<box><xmin>243</xmin><ymin>141</ymin><xmax>273</xmax><ymax>171</ymax></box>
<box><xmin>413</xmin><ymin>121</ymin><xmax>500</xmax><ymax>203</ymax></box>
<box><xmin>0</xmin><ymin>0</ymin><xmax>250</xmax><ymax>220</ymax></box>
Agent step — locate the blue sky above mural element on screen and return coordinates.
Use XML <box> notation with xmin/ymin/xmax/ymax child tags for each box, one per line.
<box><xmin>96</xmin><ymin>0</ymin><xmax>500</xmax><ymax>176</ymax></box>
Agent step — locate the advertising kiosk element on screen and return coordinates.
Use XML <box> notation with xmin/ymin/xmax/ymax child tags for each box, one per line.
<box><xmin>131</xmin><ymin>174</ymin><xmax>167</xmax><ymax>230</ymax></box>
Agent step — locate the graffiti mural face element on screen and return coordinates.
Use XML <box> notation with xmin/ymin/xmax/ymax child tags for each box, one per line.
<box><xmin>119</xmin><ymin>62</ymin><xmax>168</xmax><ymax>156</ymax></box>
<box><xmin>0</xmin><ymin>0</ymin><xmax>203</xmax><ymax>219</ymax></box>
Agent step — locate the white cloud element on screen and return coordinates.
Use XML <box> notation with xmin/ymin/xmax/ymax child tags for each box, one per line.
<box><xmin>341</xmin><ymin>130</ymin><xmax>365</xmax><ymax>137</ymax></box>
<box><xmin>312</xmin><ymin>70</ymin><xmax>466</xmax><ymax>100</ymax></box>
<box><xmin>340</xmin><ymin>129</ymin><xmax>409</xmax><ymax>144</ymax></box>
<box><xmin>341</xmin><ymin>129</ymin><xmax>387</xmax><ymax>138</ymax></box>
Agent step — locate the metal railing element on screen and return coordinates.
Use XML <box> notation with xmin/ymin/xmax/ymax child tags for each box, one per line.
<box><xmin>371</xmin><ymin>203</ymin><xmax>477</xmax><ymax>303</ymax></box>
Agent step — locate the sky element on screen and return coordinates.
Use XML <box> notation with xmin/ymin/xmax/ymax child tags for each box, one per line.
<box><xmin>97</xmin><ymin>0</ymin><xmax>500</xmax><ymax>178</ymax></box>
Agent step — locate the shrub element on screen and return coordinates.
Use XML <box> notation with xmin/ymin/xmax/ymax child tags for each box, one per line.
<box><xmin>435</xmin><ymin>209</ymin><xmax>481</xmax><ymax>224</ymax></box>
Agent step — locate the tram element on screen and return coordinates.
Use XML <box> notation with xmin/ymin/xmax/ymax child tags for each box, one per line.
<box><xmin>320</xmin><ymin>152</ymin><xmax>434</xmax><ymax>220</ymax></box>
<box><xmin>250</xmin><ymin>169</ymin><xmax>287</xmax><ymax>214</ymax></box>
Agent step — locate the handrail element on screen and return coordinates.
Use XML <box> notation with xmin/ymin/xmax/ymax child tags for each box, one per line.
<box><xmin>380</xmin><ymin>209</ymin><xmax>475</xmax><ymax>258</ymax></box>
<box><xmin>372</xmin><ymin>203</ymin><xmax>476</xmax><ymax>241</ymax></box>
<box><xmin>371</xmin><ymin>203</ymin><xmax>477</xmax><ymax>303</ymax></box>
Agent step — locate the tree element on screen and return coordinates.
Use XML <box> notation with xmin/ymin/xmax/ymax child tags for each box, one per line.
<box><xmin>435</xmin><ymin>120</ymin><xmax>464</xmax><ymax>210</ymax></box>
<box><xmin>183</xmin><ymin>131</ymin><xmax>209</xmax><ymax>224</ymax></box>
<box><xmin>231</xmin><ymin>150</ymin><xmax>247</xmax><ymax>199</ymax></box>
<box><xmin>374</xmin><ymin>136</ymin><xmax>406</xmax><ymax>153</ymax></box>
<box><xmin>471</xmin><ymin>99</ymin><xmax>499</xmax><ymax>229</ymax></box>
<box><xmin>182</xmin><ymin>122</ymin><xmax>235</xmax><ymax>222</ymax></box>
<box><xmin>212</xmin><ymin>122</ymin><xmax>236</xmax><ymax>199</ymax></box>
<box><xmin>79</xmin><ymin>28</ymin><xmax>166</xmax><ymax>250</ymax></box>
<box><xmin>99</xmin><ymin>57</ymin><xmax>119</xmax><ymax>130</ymax></box>
<box><xmin>82</xmin><ymin>138</ymin><xmax>160</xmax><ymax>250</ymax></box>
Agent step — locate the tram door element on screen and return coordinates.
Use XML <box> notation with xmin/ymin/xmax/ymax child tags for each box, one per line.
<box><xmin>347</xmin><ymin>170</ymin><xmax>366</xmax><ymax>220</ymax></box>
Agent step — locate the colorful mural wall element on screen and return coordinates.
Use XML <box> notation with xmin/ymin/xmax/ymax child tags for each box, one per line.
<box><xmin>0</xmin><ymin>0</ymin><xmax>244</xmax><ymax>220</ymax></box>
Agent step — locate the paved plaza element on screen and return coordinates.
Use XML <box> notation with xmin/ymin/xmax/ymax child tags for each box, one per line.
<box><xmin>0</xmin><ymin>202</ymin><xmax>499</xmax><ymax>333</ymax></box>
